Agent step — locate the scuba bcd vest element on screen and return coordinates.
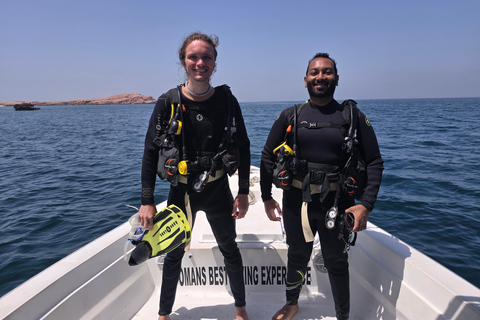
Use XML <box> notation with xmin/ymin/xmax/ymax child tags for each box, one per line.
<box><xmin>273</xmin><ymin>99</ymin><xmax>367</xmax><ymax>201</ymax></box>
<box><xmin>272</xmin><ymin>100</ymin><xmax>364</xmax><ymax>250</ymax></box>
<box><xmin>272</xmin><ymin>99</ymin><xmax>365</xmax><ymax>250</ymax></box>
<box><xmin>154</xmin><ymin>84</ymin><xmax>242</xmax><ymax>191</ymax></box>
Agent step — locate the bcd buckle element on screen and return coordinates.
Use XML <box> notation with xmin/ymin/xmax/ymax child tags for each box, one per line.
<box><xmin>309</xmin><ymin>170</ymin><xmax>325</xmax><ymax>184</ymax></box>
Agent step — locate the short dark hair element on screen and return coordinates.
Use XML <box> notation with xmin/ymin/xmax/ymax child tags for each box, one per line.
<box><xmin>306</xmin><ymin>53</ymin><xmax>337</xmax><ymax>76</ymax></box>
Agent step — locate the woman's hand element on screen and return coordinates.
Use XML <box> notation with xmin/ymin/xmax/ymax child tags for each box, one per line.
<box><xmin>232</xmin><ymin>194</ymin><xmax>249</xmax><ymax>219</ymax></box>
<box><xmin>138</xmin><ymin>204</ymin><xmax>156</xmax><ymax>230</ymax></box>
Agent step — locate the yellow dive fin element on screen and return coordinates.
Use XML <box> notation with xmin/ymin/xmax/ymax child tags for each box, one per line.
<box><xmin>128</xmin><ymin>204</ymin><xmax>191</xmax><ymax>266</ymax></box>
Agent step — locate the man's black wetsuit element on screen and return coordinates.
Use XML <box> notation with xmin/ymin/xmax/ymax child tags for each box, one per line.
<box><xmin>260</xmin><ymin>99</ymin><xmax>383</xmax><ymax>319</ymax></box>
<box><xmin>141</xmin><ymin>86</ymin><xmax>251</xmax><ymax>315</ymax></box>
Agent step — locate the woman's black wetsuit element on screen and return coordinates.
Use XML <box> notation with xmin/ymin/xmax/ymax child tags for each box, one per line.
<box><xmin>260</xmin><ymin>99</ymin><xmax>383</xmax><ymax>320</ymax></box>
<box><xmin>141</xmin><ymin>86</ymin><xmax>250</xmax><ymax>315</ymax></box>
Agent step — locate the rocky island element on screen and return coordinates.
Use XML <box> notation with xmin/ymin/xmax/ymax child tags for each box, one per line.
<box><xmin>1</xmin><ymin>93</ymin><xmax>156</xmax><ymax>106</ymax></box>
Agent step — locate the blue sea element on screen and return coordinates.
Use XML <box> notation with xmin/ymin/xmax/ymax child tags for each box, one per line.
<box><xmin>1</xmin><ymin>98</ymin><xmax>479</xmax><ymax>298</ymax></box>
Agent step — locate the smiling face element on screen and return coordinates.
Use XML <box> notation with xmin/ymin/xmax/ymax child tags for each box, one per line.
<box><xmin>182</xmin><ymin>40</ymin><xmax>216</xmax><ymax>84</ymax></box>
<box><xmin>304</xmin><ymin>57</ymin><xmax>339</xmax><ymax>103</ymax></box>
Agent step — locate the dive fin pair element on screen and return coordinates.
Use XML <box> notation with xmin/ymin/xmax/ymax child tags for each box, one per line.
<box><xmin>127</xmin><ymin>204</ymin><xmax>191</xmax><ymax>266</ymax></box>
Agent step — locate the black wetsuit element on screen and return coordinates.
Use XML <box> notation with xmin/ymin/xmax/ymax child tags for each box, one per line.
<box><xmin>141</xmin><ymin>86</ymin><xmax>251</xmax><ymax>315</ymax></box>
<box><xmin>260</xmin><ymin>99</ymin><xmax>383</xmax><ymax>320</ymax></box>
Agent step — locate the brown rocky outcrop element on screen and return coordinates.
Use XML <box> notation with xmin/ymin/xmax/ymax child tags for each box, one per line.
<box><xmin>1</xmin><ymin>93</ymin><xmax>156</xmax><ymax>106</ymax></box>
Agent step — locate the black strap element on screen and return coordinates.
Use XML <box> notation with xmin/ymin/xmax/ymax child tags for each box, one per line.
<box><xmin>341</xmin><ymin>99</ymin><xmax>359</xmax><ymax>154</ymax></box>
<box><xmin>297</xmin><ymin>122</ymin><xmax>343</xmax><ymax>129</ymax></box>
<box><xmin>300</xmin><ymin>168</ymin><xmax>339</xmax><ymax>203</ymax></box>
<box><xmin>219</xmin><ymin>85</ymin><xmax>236</xmax><ymax>148</ymax></box>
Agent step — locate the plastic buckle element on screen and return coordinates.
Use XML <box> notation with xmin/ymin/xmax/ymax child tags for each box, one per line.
<box><xmin>309</xmin><ymin>171</ymin><xmax>324</xmax><ymax>184</ymax></box>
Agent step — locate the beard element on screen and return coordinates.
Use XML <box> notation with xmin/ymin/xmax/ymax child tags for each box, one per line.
<box><xmin>306</xmin><ymin>79</ymin><xmax>337</xmax><ymax>99</ymax></box>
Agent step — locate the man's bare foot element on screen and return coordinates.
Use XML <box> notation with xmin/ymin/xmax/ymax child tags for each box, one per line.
<box><xmin>158</xmin><ymin>315</ymin><xmax>171</xmax><ymax>320</ymax></box>
<box><xmin>272</xmin><ymin>304</ymin><xmax>299</xmax><ymax>320</ymax></box>
<box><xmin>235</xmin><ymin>305</ymin><xmax>249</xmax><ymax>320</ymax></box>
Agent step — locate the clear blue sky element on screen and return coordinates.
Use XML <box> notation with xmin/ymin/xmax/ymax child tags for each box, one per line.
<box><xmin>1</xmin><ymin>0</ymin><xmax>479</xmax><ymax>102</ymax></box>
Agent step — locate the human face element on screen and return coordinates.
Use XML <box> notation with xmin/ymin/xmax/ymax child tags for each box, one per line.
<box><xmin>183</xmin><ymin>40</ymin><xmax>216</xmax><ymax>84</ymax></box>
<box><xmin>304</xmin><ymin>57</ymin><xmax>339</xmax><ymax>100</ymax></box>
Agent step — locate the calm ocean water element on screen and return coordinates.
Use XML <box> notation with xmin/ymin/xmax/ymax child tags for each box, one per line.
<box><xmin>1</xmin><ymin>98</ymin><xmax>479</xmax><ymax>298</ymax></box>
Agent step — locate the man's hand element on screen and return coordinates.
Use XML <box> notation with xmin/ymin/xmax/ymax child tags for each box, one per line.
<box><xmin>264</xmin><ymin>199</ymin><xmax>282</xmax><ymax>222</ymax></box>
<box><xmin>346</xmin><ymin>204</ymin><xmax>370</xmax><ymax>232</ymax></box>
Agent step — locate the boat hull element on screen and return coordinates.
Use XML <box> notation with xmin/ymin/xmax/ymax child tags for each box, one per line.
<box><xmin>1</xmin><ymin>167</ymin><xmax>479</xmax><ymax>319</ymax></box>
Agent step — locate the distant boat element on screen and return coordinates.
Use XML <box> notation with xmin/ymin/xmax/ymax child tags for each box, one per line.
<box><xmin>13</xmin><ymin>103</ymin><xmax>40</xmax><ymax>111</ymax></box>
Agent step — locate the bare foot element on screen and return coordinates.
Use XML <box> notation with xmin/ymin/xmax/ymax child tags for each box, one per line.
<box><xmin>235</xmin><ymin>305</ymin><xmax>249</xmax><ymax>320</ymax></box>
<box><xmin>272</xmin><ymin>304</ymin><xmax>299</xmax><ymax>320</ymax></box>
<box><xmin>158</xmin><ymin>315</ymin><xmax>171</xmax><ymax>320</ymax></box>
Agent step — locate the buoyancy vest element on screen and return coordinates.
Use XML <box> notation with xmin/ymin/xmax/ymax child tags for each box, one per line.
<box><xmin>273</xmin><ymin>100</ymin><xmax>367</xmax><ymax>201</ymax></box>
<box><xmin>273</xmin><ymin>100</ymin><xmax>363</xmax><ymax>248</ymax></box>
<box><xmin>154</xmin><ymin>84</ymin><xmax>242</xmax><ymax>191</ymax></box>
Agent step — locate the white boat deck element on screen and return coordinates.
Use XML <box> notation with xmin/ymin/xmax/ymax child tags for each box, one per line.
<box><xmin>130</xmin><ymin>169</ymin><xmax>338</xmax><ymax>319</ymax></box>
<box><xmin>133</xmin><ymin>289</ymin><xmax>338</xmax><ymax>320</ymax></box>
<box><xmin>1</xmin><ymin>167</ymin><xmax>480</xmax><ymax>320</ymax></box>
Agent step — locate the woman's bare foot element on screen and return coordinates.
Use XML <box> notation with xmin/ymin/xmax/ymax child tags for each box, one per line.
<box><xmin>158</xmin><ymin>315</ymin><xmax>171</xmax><ymax>320</ymax></box>
<box><xmin>272</xmin><ymin>304</ymin><xmax>299</xmax><ymax>320</ymax></box>
<box><xmin>235</xmin><ymin>305</ymin><xmax>249</xmax><ymax>320</ymax></box>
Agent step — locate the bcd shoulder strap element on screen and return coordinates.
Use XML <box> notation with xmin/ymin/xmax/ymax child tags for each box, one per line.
<box><xmin>284</xmin><ymin>103</ymin><xmax>306</xmax><ymax>126</ymax></box>
<box><xmin>341</xmin><ymin>99</ymin><xmax>359</xmax><ymax>154</ymax></box>
<box><xmin>283</xmin><ymin>100</ymin><xmax>359</xmax><ymax>145</ymax></box>
<box><xmin>340</xmin><ymin>99</ymin><xmax>367</xmax><ymax>200</ymax></box>
<box><xmin>285</xmin><ymin>100</ymin><xmax>358</xmax><ymax>134</ymax></box>
<box><xmin>217</xmin><ymin>84</ymin><xmax>237</xmax><ymax>143</ymax></box>
<box><xmin>155</xmin><ymin>84</ymin><xmax>240</xmax><ymax>152</ymax></box>
<box><xmin>161</xmin><ymin>84</ymin><xmax>235</xmax><ymax>133</ymax></box>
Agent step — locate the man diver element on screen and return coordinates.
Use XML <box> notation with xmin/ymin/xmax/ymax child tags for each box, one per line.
<box><xmin>260</xmin><ymin>53</ymin><xmax>384</xmax><ymax>320</ymax></box>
